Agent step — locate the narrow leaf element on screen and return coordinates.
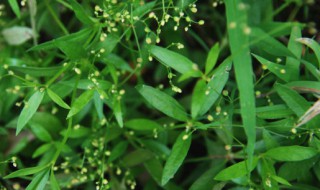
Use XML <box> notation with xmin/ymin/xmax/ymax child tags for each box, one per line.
<box><xmin>4</xmin><ymin>165</ymin><xmax>49</xmax><ymax>179</ymax></box>
<box><xmin>26</xmin><ymin>169</ymin><xmax>50</xmax><ymax>190</ymax></box>
<box><xmin>205</xmin><ymin>43</ymin><xmax>220</xmax><ymax>74</ymax></box>
<box><xmin>67</xmin><ymin>0</ymin><xmax>94</xmax><ymax>25</ymax></box>
<box><xmin>296</xmin><ymin>38</ymin><xmax>320</xmax><ymax>68</ymax></box>
<box><xmin>161</xmin><ymin>132</ymin><xmax>192</xmax><ymax>185</ymax></box>
<box><xmin>136</xmin><ymin>85</ymin><xmax>188</xmax><ymax>121</ymax></box>
<box><xmin>265</xmin><ymin>146</ymin><xmax>318</xmax><ymax>161</ymax></box>
<box><xmin>225</xmin><ymin>0</ymin><xmax>256</xmax><ymax>171</ymax></box>
<box><xmin>67</xmin><ymin>89</ymin><xmax>94</xmax><ymax>118</ymax></box>
<box><xmin>47</xmin><ymin>88</ymin><xmax>70</xmax><ymax>109</ymax></box>
<box><xmin>17</xmin><ymin>90</ymin><xmax>45</xmax><ymax>135</ymax></box>
<box><xmin>125</xmin><ymin>119</ymin><xmax>163</xmax><ymax>131</ymax></box>
<box><xmin>8</xmin><ymin>0</ymin><xmax>20</xmax><ymax>18</ymax></box>
<box><xmin>286</xmin><ymin>24</ymin><xmax>302</xmax><ymax>81</ymax></box>
<box><xmin>50</xmin><ymin>171</ymin><xmax>61</xmax><ymax>190</ymax></box>
<box><xmin>214</xmin><ymin>157</ymin><xmax>259</xmax><ymax>181</ymax></box>
<box><xmin>150</xmin><ymin>45</ymin><xmax>200</xmax><ymax>77</ymax></box>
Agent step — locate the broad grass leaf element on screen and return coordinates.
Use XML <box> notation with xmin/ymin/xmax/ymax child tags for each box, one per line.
<box><xmin>136</xmin><ymin>85</ymin><xmax>188</xmax><ymax>121</ymax></box>
<box><xmin>2</xmin><ymin>26</ymin><xmax>33</xmax><ymax>45</ymax></box>
<box><xmin>67</xmin><ymin>0</ymin><xmax>94</xmax><ymax>25</ymax></box>
<box><xmin>150</xmin><ymin>45</ymin><xmax>199</xmax><ymax>77</ymax></box>
<box><xmin>4</xmin><ymin>165</ymin><xmax>49</xmax><ymax>179</ymax></box>
<box><xmin>161</xmin><ymin>132</ymin><xmax>192</xmax><ymax>185</ymax></box>
<box><xmin>256</xmin><ymin>104</ymin><xmax>294</xmax><ymax>119</ymax></box>
<box><xmin>250</xmin><ymin>27</ymin><xmax>295</xmax><ymax>57</ymax></box>
<box><xmin>205</xmin><ymin>43</ymin><xmax>219</xmax><ymax>75</ymax></box>
<box><xmin>50</xmin><ymin>171</ymin><xmax>61</xmax><ymax>190</ymax></box>
<box><xmin>17</xmin><ymin>90</ymin><xmax>45</xmax><ymax>135</ymax></box>
<box><xmin>26</xmin><ymin>169</ymin><xmax>50</xmax><ymax>190</ymax></box>
<box><xmin>9</xmin><ymin>66</ymin><xmax>62</xmax><ymax>77</ymax></box>
<box><xmin>225</xmin><ymin>0</ymin><xmax>256</xmax><ymax>171</ymax></box>
<box><xmin>265</xmin><ymin>146</ymin><xmax>318</xmax><ymax>161</ymax></box>
<box><xmin>125</xmin><ymin>119</ymin><xmax>162</xmax><ymax>131</ymax></box>
<box><xmin>67</xmin><ymin>89</ymin><xmax>94</xmax><ymax>118</ymax></box>
<box><xmin>214</xmin><ymin>157</ymin><xmax>259</xmax><ymax>181</ymax></box>
<box><xmin>253</xmin><ymin>54</ymin><xmax>290</xmax><ymax>82</ymax></box>
<box><xmin>8</xmin><ymin>0</ymin><xmax>20</xmax><ymax>18</ymax></box>
<box><xmin>108</xmin><ymin>142</ymin><xmax>128</xmax><ymax>163</ymax></box>
<box><xmin>47</xmin><ymin>88</ymin><xmax>70</xmax><ymax>109</ymax></box>
<box><xmin>286</xmin><ymin>25</ymin><xmax>302</xmax><ymax>81</ymax></box>
<box><xmin>275</xmin><ymin>83</ymin><xmax>309</xmax><ymax>117</ymax></box>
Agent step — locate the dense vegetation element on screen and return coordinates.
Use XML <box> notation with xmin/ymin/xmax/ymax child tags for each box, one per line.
<box><xmin>1</xmin><ymin>0</ymin><xmax>320</xmax><ymax>189</ymax></box>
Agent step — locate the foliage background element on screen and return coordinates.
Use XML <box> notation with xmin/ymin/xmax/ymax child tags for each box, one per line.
<box><xmin>1</xmin><ymin>0</ymin><xmax>320</xmax><ymax>190</ymax></box>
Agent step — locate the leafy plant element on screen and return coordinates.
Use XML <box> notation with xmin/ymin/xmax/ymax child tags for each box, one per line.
<box><xmin>1</xmin><ymin>0</ymin><xmax>320</xmax><ymax>189</ymax></box>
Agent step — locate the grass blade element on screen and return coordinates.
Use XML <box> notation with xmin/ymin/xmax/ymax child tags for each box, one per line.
<box><xmin>225</xmin><ymin>0</ymin><xmax>256</xmax><ymax>171</ymax></box>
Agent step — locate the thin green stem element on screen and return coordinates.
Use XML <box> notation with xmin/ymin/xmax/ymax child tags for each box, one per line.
<box><xmin>46</xmin><ymin>0</ymin><xmax>69</xmax><ymax>35</ymax></box>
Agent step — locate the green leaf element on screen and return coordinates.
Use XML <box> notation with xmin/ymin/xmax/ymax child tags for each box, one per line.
<box><xmin>286</xmin><ymin>81</ymin><xmax>320</xmax><ymax>96</ymax></box>
<box><xmin>50</xmin><ymin>171</ymin><xmax>61</xmax><ymax>190</ymax></box>
<box><xmin>265</xmin><ymin>146</ymin><xmax>318</xmax><ymax>161</ymax></box>
<box><xmin>60</xmin><ymin>126</ymin><xmax>90</xmax><ymax>138</ymax></box>
<box><xmin>144</xmin><ymin>158</ymin><xmax>163</xmax><ymax>184</ymax></box>
<box><xmin>275</xmin><ymin>83</ymin><xmax>310</xmax><ymax>117</ymax></box>
<box><xmin>9</xmin><ymin>66</ymin><xmax>63</xmax><ymax>77</ymax></box>
<box><xmin>150</xmin><ymin>45</ymin><xmax>200</xmax><ymax>77</ymax></box>
<box><xmin>125</xmin><ymin>119</ymin><xmax>163</xmax><ymax>131</ymax></box>
<box><xmin>225</xmin><ymin>0</ymin><xmax>256</xmax><ymax>171</ymax></box>
<box><xmin>271</xmin><ymin>175</ymin><xmax>292</xmax><ymax>186</ymax></box>
<box><xmin>55</xmin><ymin>40</ymin><xmax>86</xmax><ymax>60</ymax></box>
<box><xmin>260</xmin><ymin>158</ymin><xmax>279</xmax><ymax>190</ymax></box>
<box><xmin>26</xmin><ymin>169</ymin><xmax>50</xmax><ymax>190</ymax></box>
<box><xmin>132</xmin><ymin>1</ymin><xmax>156</xmax><ymax>17</ymax></box>
<box><xmin>296</xmin><ymin>38</ymin><xmax>320</xmax><ymax>68</ymax></box>
<box><xmin>286</xmin><ymin>24</ymin><xmax>302</xmax><ymax>81</ymax></box>
<box><xmin>113</xmin><ymin>99</ymin><xmax>123</xmax><ymax>127</ymax></box>
<box><xmin>205</xmin><ymin>43</ymin><xmax>220</xmax><ymax>75</ymax></box>
<box><xmin>29</xmin><ymin>122</ymin><xmax>53</xmax><ymax>142</ymax></box>
<box><xmin>189</xmin><ymin>164</ymin><xmax>225</xmax><ymax>190</ymax></box>
<box><xmin>136</xmin><ymin>85</ymin><xmax>188</xmax><ymax>121</ymax></box>
<box><xmin>17</xmin><ymin>90</ymin><xmax>45</xmax><ymax>135</ymax></box>
<box><xmin>108</xmin><ymin>142</ymin><xmax>128</xmax><ymax>163</ymax></box>
<box><xmin>256</xmin><ymin>104</ymin><xmax>294</xmax><ymax>119</ymax></box>
<box><xmin>32</xmin><ymin>143</ymin><xmax>53</xmax><ymax>158</ymax></box>
<box><xmin>47</xmin><ymin>88</ymin><xmax>70</xmax><ymax>109</ymax></box>
<box><xmin>8</xmin><ymin>0</ymin><xmax>20</xmax><ymax>18</ymax></box>
<box><xmin>192</xmin><ymin>58</ymin><xmax>231</xmax><ymax>118</ymax></box>
<box><xmin>250</xmin><ymin>27</ymin><xmax>295</xmax><ymax>57</ymax></box>
<box><xmin>161</xmin><ymin>132</ymin><xmax>192</xmax><ymax>185</ymax></box>
<box><xmin>4</xmin><ymin>165</ymin><xmax>49</xmax><ymax>179</ymax></box>
<box><xmin>253</xmin><ymin>54</ymin><xmax>290</xmax><ymax>82</ymax></box>
<box><xmin>122</xmin><ymin>149</ymin><xmax>154</xmax><ymax>167</ymax></box>
<box><xmin>67</xmin><ymin>89</ymin><xmax>94</xmax><ymax>118</ymax></box>
<box><xmin>67</xmin><ymin>0</ymin><xmax>94</xmax><ymax>25</ymax></box>
<box><xmin>214</xmin><ymin>157</ymin><xmax>259</xmax><ymax>181</ymax></box>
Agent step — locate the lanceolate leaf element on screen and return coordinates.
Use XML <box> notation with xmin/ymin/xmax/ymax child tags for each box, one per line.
<box><xmin>68</xmin><ymin>0</ymin><xmax>94</xmax><ymax>25</ymax></box>
<box><xmin>161</xmin><ymin>132</ymin><xmax>192</xmax><ymax>185</ymax></box>
<box><xmin>192</xmin><ymin>58</ymin><xmax>231</xmax><ymax>118</ymax></box>
<box><xmin>25</xmin><ymin>169</ymin><xmax>50</xmax><ymax>190</ymax></box>
<box><xmin>205</xmin><ymin>43</ymin><xmax>220</xmax><ymax>75</ymax></box>
<box><xmin>214</xmin><ymin>157</ymin><xmax>259</xmax><ymax>181</ymax></box>
<box><xmin>150</xmin><ymin>45</ymin><xmax>200</xmax><ymax>77</ymax></box>
<box><xmin>47</xmin><ymin>88</ymin><xmax>70</xmax><ymax>109</ymax></box>
<box><xmin>67</xmin><ymin>89</ymin><xmax>94</xmax><ymax>118</ymax></box>
<box><xmin>8</xmin><ymin>0</ymin><xmax>20</xmax><ymax>18</ymax></box>
<box><xmin>17</xmin><ymin>90</ymin><xmax>45</xmax><ymax>135</ymax></box>
<box><xmin>286</xmin><ymin>25</ymin><xmax>302</xmax><ymax>81</ymax></box>
<box><xmin>296</xmin><ymin>38</ymin><xmax>320</xmax><ymax>68</ymax></box>
<box><xmin>4</xmin><ymin>165</ymin><xmax>49</xmax><ymax>179</ymax></box>
<box><xmin>265</xmin><ymin>146</ymin><xmax>318</xmax><ymax>161</ymax></box>
<box><xmin>50</xmin><ymin>171</ymin><xmax>61</xmax><ymax>190</ymax></box>
<box><xmin>136</xmin><ymin>85</ymin><xmax>188</xmax><ymax>121</ymax></box>
<box><xmin>225</xmin><ymin>0</ymin><xmax>256</xmax><ymax>171</ymax></box>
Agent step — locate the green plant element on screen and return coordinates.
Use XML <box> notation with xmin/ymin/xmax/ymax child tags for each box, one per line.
<box><xmin>1</xmin><ymin>0</ymin><xmax>320</xmax><ymax>189</ymax></box>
